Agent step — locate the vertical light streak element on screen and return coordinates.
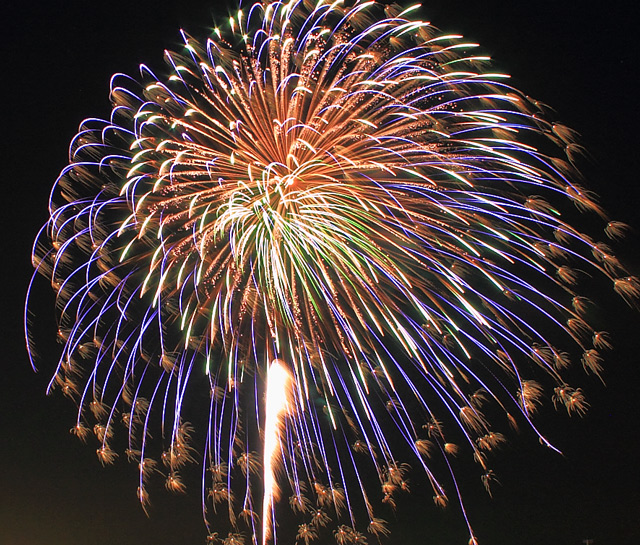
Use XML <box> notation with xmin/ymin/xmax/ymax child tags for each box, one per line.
<box><xmin>262</xmin><ymin>359</ymin><xmax>293</xmax><ymax>545</ymax></box>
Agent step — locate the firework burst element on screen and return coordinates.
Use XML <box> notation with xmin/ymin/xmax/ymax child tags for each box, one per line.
<box><xmin>26</xmin><ymin>1</ymin><xmax>638</xmax><ymax>543</ymax></box>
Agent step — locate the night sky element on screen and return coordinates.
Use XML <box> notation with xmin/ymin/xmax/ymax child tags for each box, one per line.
<box><xmin>3</xmin><ymin>1</ymin><xmax>639</xmax><ymax>544</ymax></box>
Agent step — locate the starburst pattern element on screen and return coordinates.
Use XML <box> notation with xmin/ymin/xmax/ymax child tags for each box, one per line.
<box><xmin>26</xmin><ymin>1</ymin><xmax>637</xmax><ymax>543</ymax></box>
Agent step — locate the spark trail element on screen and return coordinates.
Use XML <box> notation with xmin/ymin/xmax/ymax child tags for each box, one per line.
<box><xmin>262</xmin><ymin>359</ymin><xmax>293</xmax><ymax>545</ymax></box>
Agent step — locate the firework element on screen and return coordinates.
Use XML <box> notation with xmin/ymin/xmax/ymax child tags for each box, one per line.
<box><xmin>26</xmin><ymin>1</ymin><xmax>638</xmax><ymax>543</ymax></box>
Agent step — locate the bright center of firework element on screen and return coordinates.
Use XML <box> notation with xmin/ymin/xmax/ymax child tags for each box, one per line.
<box><xmin>269</xmin><ymin>174</ymin><xmax>296</xmax><ymax>188</ymax></box>
<box><xmin>214</xmin><ymin>159</ymin><xmax>328</xmax><ymax>267</ymax></box>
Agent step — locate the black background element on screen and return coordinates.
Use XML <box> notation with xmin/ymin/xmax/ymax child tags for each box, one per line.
<box><xmin>2</xmin><ymin>1</ymin><xmax>639</xmax><ymax>544</ymax></box>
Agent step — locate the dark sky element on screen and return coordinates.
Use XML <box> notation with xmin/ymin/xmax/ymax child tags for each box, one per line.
<box><xmin>2</xmin><ymin>1</ymin><xmax>639</xmax><ymax>544</ymax></box>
